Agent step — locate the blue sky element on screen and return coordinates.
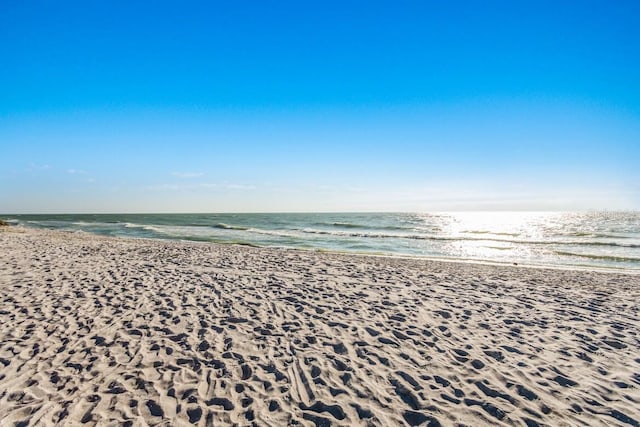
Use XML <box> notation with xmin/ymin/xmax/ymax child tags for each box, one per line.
<box><xmin>1</xmin><ymin>0</ymin><xmax>639</xmax><ymax>213</ymax></box>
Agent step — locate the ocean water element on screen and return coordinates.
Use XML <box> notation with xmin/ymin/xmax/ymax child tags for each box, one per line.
<box><xmin>3</xmin><ymin>212</ymin><xmax>639</xmax><ymax>271</ymax></box>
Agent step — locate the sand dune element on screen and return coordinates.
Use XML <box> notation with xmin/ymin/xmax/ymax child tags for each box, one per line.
<box><xmin>1</xmin><ymin>227</ymin><xmax>639</xmax><ymax>426</ymax></box>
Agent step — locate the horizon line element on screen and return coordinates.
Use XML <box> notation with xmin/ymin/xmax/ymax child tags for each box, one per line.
<box><xmin>2</xmin><ymin>209</ymin><xmax>638</xmax><ymax>216</ymax></box>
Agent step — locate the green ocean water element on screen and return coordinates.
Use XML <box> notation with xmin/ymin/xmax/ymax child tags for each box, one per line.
<box><xmin>3</xmin><ymin>212</ymin><xmax>639</xmax><ymax>271</ymax></box>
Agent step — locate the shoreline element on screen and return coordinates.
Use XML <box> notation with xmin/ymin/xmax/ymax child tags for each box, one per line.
<box><xmin>6</xmin><ymin>223</ymin><xmax>640</xmax><ymax>276</ymax></box>
<box><xmin>1</xmin><ymin>227</ymin><xmax>639</xmax><ymax>426</ymax></box>
<box><xmin>4</xmin><ymin>210</ymin><xmax>640</xmax><ymax>273</ymax></box>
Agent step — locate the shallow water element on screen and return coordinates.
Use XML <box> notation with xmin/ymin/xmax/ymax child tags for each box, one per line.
<box><xmin>3</xmin><ymin>211</ymin><xmax>639</xmax><ymax>271</ymax></box>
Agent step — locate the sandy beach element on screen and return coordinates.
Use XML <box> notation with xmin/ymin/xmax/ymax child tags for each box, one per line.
<box><xmin>0</xmin><ymin>226</ymin><xmax>638</xmax><ymax>426</ymax></box>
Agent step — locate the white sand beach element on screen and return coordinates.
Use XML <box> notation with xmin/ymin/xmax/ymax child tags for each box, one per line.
<box><xmin>1</xmin><ymin>226</ymin><xmax>639</xmax><ymax>426</ymax></box>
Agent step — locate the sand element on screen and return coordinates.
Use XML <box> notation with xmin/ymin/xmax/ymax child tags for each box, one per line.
<box><xmin>0</xmin><ymin>227</ymin><xmax>639</xmax><ymax>426</ymax></box>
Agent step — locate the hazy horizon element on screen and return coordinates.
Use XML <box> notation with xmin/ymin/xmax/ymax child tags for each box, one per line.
<box><xmin>3</xmin><ymin>209</ymin><xmax>639</xmax><ymax>216</ymax></box>
<box><xmin>2</xmin><ymin>2</ymin><xmax>639</xmax><ymax>213</ymax></box>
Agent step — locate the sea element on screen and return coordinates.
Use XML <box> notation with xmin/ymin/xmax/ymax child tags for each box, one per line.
<box><xmin>3</xmin><ymin>212</ymin><xmax>639</xmax><ymax>272</ymax></box>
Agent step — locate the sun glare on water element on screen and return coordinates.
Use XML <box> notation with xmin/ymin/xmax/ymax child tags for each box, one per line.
<box><xmin>437</xmin><ymin>212</ymin><xmax>560</xmax><ymax>263</ymax></box>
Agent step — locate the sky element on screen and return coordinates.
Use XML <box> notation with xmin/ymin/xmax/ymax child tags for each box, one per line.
<box><xmin>1</xmin><ymin>0</ymin><xmax>639</xmax><ymax>213</ymax></box>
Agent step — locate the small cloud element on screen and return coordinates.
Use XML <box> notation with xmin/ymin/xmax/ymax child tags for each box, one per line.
<box><xmin>314</xmin><ymin>184</ymin><xmax>365</xmax><ymax>193</ymax></box>
<box><xmin>144</xmin><ymin>184</ymin><xmax>188</xmax><ymax>191</ymax></box>
<box><xmin>144</xmin><ymin>182</ymin><xmax>256</xmax><ymax>192</ymax></box>
<box><xmin>26</xmin><ymin>163</ymin><xmax>51</xmax><ymax>172</ymax></box>
<box><xmin>224</xmin><ymin>184</ymin><xmax>256</xmax><ymax>190</ymax></box>
<box><xmin>67</xmin><ymin>169</ymin><xmax>87</xmax><ymax>174</ymax></box>
<box><xmin>346</xmin><ymin>186</ymin><xmax>367</xmax><ymax>193</ymax></box>
<box><xmin>171</xmin><ymin>172</ymin><xmax>204</xmax><ymax>179</ymax></box>
<box><xmin>201</xmin><ymin>183</ymin><xmax>256</xmax><ymax>190</ymax></box>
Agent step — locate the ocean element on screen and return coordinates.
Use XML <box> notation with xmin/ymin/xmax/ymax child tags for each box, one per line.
<box><xmin>3</xmin><ymin>212</ymin><xmax>639</xmax><ymax>271</ymax></box>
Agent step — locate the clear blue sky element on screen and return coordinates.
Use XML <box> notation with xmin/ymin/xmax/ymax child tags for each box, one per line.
<box><xmin>1</xmin><ymin>0</ymin><xmax>639</xmax><ymax>213</ymax></box>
